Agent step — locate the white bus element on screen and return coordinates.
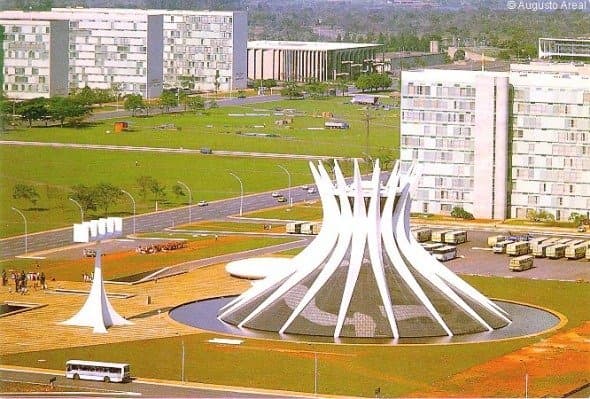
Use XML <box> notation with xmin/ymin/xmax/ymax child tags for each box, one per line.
<box><xmin>487</xmin><ymin>235</ymin><xmax>507</xmax><ymax>247</ymax></box>
<box><xmin>528</xmin><ymin>236</ymin><xmax>548</xmax><ymax>253</ymax></box>
<box><xmin>509</xmin><ymin>255</ymin><xmax>534</xmax><ymax>272</ymax></box>
<box><xmin>66</xmin><ymin>360</ymin><xmax>131</xmax><ymax>383</ymax></box>
<box><xmin>432</xmin><ymin>230</ymin><xmax>451</xmax><ymax>243</ymax></box>
<box><xmin>432</xmin><ymin>245</ymin><xmax>457</xmax><ymax>261</ymax></box>
<box><xmin>506</xmin><ymin>241</ymin><xmax>530</xmax><ymax>256</ymax></box>
<box><xmin>422</xmin><ymin>242</ymin><xmax>444</xmax><ymax>253</ymax></box>
<box><xmin>412</xmin><ymin>228</ymin><xmax>432</xmax><ymax>243</ymax></box>
<box><xmin>493</xmin><ymin>240</ymin><xmax>514</xmax><ymax>254</ymax></box>
<box><xmin>546</xmin><ymin>244</ymin><xmax>568</xmax><ymax>259</ymax></box>
<box><xmin>444</xmin><ymin>230</ymin><xmax>468</xmax><ymax>245</ymax></box>
<box><xmin>532</xmin><ymin>237</ymin><xmax>559</xmax><ymax>257</ymax></box>
<box><xmin>565</xmin><ymin>242</ymin><xmax>590</xmax><ymax>260</ymax></box>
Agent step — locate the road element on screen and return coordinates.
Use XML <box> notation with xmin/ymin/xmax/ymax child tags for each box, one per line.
<box><xmin>0</xmin><ymin>187</ymin><xmax>320</xmax><ymax>259</ymax></box>
<box><xmin>0</xmin><ymin>368</ymin><xmax>309</xmax><ymax>398</ymax></box>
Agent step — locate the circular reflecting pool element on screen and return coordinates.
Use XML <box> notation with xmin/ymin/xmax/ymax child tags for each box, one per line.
<box><xmin>169</xmin><ymin>296</ymin><xmax>561</xmax><ymax>345</ymax></box>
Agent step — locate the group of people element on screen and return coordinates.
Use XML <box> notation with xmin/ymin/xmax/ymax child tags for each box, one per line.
<box><xmin>136</xmin><ymin>241</ymin><xmax>187</xmax><ymax>255</ymax></box>
<box><xmin>82</xmin><ymin>272</ymin><xmax>94</xmax><ymax>282</ymax></box>
<box><xmin>2</xmin><ymin>269</ymin><xmax>46</xmax><ymax>294</ymax></box>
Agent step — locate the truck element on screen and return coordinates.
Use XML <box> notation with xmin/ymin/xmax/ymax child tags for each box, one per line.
<box><xmin>444</xmin><ymin>230</ymin><xmax>467</xmax><ymax>245</ymax></box>
<box><xmin>286</xmin><ymin>222</ymin><xmax>304</xmax><ymax>234</ymax></box>
<box><xmin>301</xmin><ymin>222</ymin><xmax>321</xmax><ymax>235</ymax></box>
<box><xmin>487</xmin><ymin>235</ymin><xmax>507</xmax><ymax>247</ymax></box>
<box><xmin>506</xmin><ymin>241</ymin><xmax>530</xmax><ymax>256</ymax></box>
<box><xmin>412</xmin><ymin>228</ymin><xmax>432</xmax><ymax>243</ymax></box>
<box><xmin>546</xmin><ymin>244</ymin><xmax>568</xmax><ymax>259</ymax></box>
<box><xmin>493</xmin><ymin>240</ymin><xmax>514</xmax><ymax>254</ymax></box>
<box><xmin>509</xmin><ymin>255</ymin><xmax>534</xmax><ymax>272</ymax></box>
<box><xmin>432</xmin><ymin>230</ymin><xmax>451</xmax><ymax>243</ymax></box>
<box><xmin>565</xmin><ymin>242</ymin><xmax>590</xmax><ymax>260</ymax></box>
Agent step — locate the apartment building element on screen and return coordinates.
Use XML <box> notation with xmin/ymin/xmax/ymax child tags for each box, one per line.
<box><xmin>401</xmin><ymin>63</ymin><xmax>590</xmax><ymax>221</ymax></box>
<box><xmin>400</xmin><ymin>69</ymin><xmax>510</xmax><ymax>219</ymax></box>
<box><xmin>509</xmin><ymin>70</ymin><xmax>590</xmax><ymax>221</ymax></box>
<box><xmin>161</xmin><ymin>10</ymin><xmax>247</xmax><ymax>92</ymax></box>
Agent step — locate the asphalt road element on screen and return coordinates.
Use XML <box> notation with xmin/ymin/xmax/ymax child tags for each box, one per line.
<box><xmin>0</xmin><ymin>187</ymin><xmax>319</xmax><ymax>259</ymax></box>
<box><xmin>0</xmin><ymin>368</ymin><xmax>307</xmax><ymax>398</ymax></box>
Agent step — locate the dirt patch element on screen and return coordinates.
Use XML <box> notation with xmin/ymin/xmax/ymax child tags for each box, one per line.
<box><xmin>408</xmin><ymin>322</ymin><xmax>590</xmax><ymax>398</ymax></box>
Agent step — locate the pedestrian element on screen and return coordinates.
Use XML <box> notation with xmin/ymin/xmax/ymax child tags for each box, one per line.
<box><xmin>40</xmin><ymin>272</ymin><xmax>46</xmax><ymax>290</ymax></box>
<box><xmin>1</xmin><ymin>269</ymin><xmax>6</xmax><ymax>286</ymax></box>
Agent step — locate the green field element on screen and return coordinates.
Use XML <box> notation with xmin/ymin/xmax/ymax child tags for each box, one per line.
<box><xmin>1</xmin><ymin>98</ymin><xmax>399</xmax><ymax>239</ymax></box>
<box><xmin>0</xmin><ymin>276</ymin><xmax>585</xmax><ymax>397</ymax></box>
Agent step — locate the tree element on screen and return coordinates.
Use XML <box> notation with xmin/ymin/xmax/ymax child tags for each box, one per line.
<box><xmin>150</xmin><ymin>181</ymin><xmax>167</xmax><ymax>203</ymax></box>
<box><xmin>159</xmin><ymin>90</ymin><xmax>177</xmax><ymax>113</ymax></box>
<box><xmin>13</xmin><ymin>184</ymin><xmax>40</xmax><ymax>206</ymax></box>
<box><xmin>214</xmin><ymin>69</ymin><xmax>221</xmax><ymax>93</ymax></box>
<box><xmin>70</xmin><ymin>184</ymin><xmax>98</xmax><ymax>212</ymax></box>
<box><xmin>453</xmin><ymin>49</ymin><xmax>466</xmax><ymax>61</ymax></box>
<box><xmin>568</xmin><ymin>212</ymin><xmax>588</xmax><ymax>227</ymax></box>
<box><xmin>94</xmin><ymin>183</ymin><xmax>122</xmax><ymax>215</ymax></box>
<box><xmin>187</xmin><ymin>95</ymin><xmax>205</xmax><ymax>112</ymax></box>
<box><xmin>281</xmin><ymin>81</ymin><xmax>303</xmax><ymax>99</ymax></box>
<box><xmin>17</xmin><ymin>98</ymin><xmax>47</xmax><ymax>127</ymax></box>
<box><xmin>124</xmin><ymin>94</ymin><xmax>146</xmax><ymax>116</ymax></box>
<box><xmin>137</xmin><ymin>176</ymin><xmax>157</xmax><ymax>200</ymax></box>
<box><xmin>47</xmin><ymin>96</ymin><xmax>90</xmax><ymax>127</ymax></box>
<box><xmin>172</xmin><ymin>184</ymin><xmax>186</xmax><ymax>199</ymax></box>
<box><xmin>73</xmin><ymin>86</ymin><xmax>95</xmax><ymax>107</ymax></box>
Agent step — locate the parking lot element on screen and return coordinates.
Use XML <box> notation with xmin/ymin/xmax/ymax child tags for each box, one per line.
<box><xmin>427</xmin><ymin>228</ymin><xmax>590</xmax><ymax>281</ymax></box>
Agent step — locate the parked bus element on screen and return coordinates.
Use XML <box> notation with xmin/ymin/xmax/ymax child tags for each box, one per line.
<box><xmin>487</xmin><ymin>235</ymin><xmax>507</xmax><ymax>247</ymax></box>
<box><xmin>493</xmin><ymin>240</ymin><xmax>514</xmax><ymax>254</ymax></box>
<box><xmin>546</xmin><ymin>244</ymin><xmax>568</xmax><ymax>259</ymax></box>
<box><xmin>528</xmin><ymin>236</ymin><xmax>549</xmax><ymax>253</ymax></box>
<box><xmin>422</xmin><ymin>242</ymin><xmax>444</xmax><ymax>253</ymax></box>
<box><xmin>556</xmin><ymin>238</ymin><xmax>574</xmax><ymax>245</ymax></box>
<box><xmin>509</xmin><ymin>255</ymin><xmax>534</xmax><ymax>272</ymax></box>
<box><xmin>66</xmin><ymin>360</ymin><xmax>130</xmax><ymax>383</ymax></box>
<box><xmin>506</xmin><ymin>241</ymin><xmax>530</xmax><ymax>256</ymax></box>
<box><xmin>444</xmin><ymin>230</ymin><xmax>468</xmax><ymax>245</ymax></box>
<box><xmin>565</xmin><ymin>242</ymin><xmax>590</xmax><ymax>260</ymax></box>
<box><xmin>412</xmin><ymin>228</ymin><xmax>432</xmax><ymax>243</ymax></box>
<box><xmin>532</xmin><ymin>237</ymin><xmax>559</xmax><ymax>257</ymax></box>
<box><xmin>301</xmin><ymin>222</ymin><xmax>321</xmax><ymax>235</ymax></box>
<box><xmin>286</xmin><ymin>222</ymin><xmax>303</xmax><ymax>234</ymax></box>
<box><xmin>432</xmin><ymin>245</ymin><xmax>457</xmax><ymax>261</ymax></box>
<box><xmin>432</xmin><ymin>230</ymin><xmax>451</xmax><ymax>243</ymax></box>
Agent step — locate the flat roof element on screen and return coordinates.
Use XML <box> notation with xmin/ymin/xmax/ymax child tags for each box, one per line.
<box><xmin>539</xmin><ymin>37</ymin><xmax>590</xmax><ymax>42</ymax></box>
<box><xmin>248</xmin><ymin>41</ymin><xmax>381</xmax><ymax>51</ymax></box>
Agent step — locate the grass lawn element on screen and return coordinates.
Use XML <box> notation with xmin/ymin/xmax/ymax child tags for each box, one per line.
<box><xmin>3</xmin><ymin>98</ymin><xmax>400</xmax><ymax>158</ymax></box>
<box><xmin>0</xmin><ymin>235</ymin><xmax>294</xmax><ymax>281</ymax></box>
<box><xmin>0</xmin><ymin>276</ymin><xmax>586</xmax><ymax>397</ymax></box>
<box><xmin>176</xmin><ymin>220</ymin><xmax>285</xmax><ymax>233</ymax></box>
<box><xmin>245</xmin><ymin>202</ymin><xmax>324</xmax><ymax>221</ymax></box>
<box><xmin>0</xmin><ymin>146</ymin><xmax>316</xmax><ymax>238</ymax></box>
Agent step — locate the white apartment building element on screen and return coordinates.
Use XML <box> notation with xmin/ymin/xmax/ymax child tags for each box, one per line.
<box><xmin>400</xmin><ymin>69</ymin><xmax>510</xmax><ymax>219</ymax></box>
<box><xmin>401</xmin><ymin>63</ymin><xmax>590</xmax><ymax>221</ymax></box>
<box><xmin>1</xmin><ymin>16</ymin><xmax>69</xmax><ymax>98</ymax></box>
<box><xmin>509</xmin><ymin>70</ymin><xmax>590</xmax><ymax>221</ymax></box>
<box><xmin>161</xmin><ymin>10</ymin><xmax>247</xmax><ymax>92</ymax></box>
<box><xmin>50</xmin><ymin>8</ymin><xmax>164</xmax><ymax>98</ymax></box>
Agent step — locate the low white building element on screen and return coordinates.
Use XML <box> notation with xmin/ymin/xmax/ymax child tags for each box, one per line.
<box><xmin>1</xmin><ymin>15</ymin><xmax>69</xmax><ymax>98</ymax></box>
<box><xmin>539</xmin><ymin>37</ymin><xmax>590</xmax><ymax>60</ymax></box>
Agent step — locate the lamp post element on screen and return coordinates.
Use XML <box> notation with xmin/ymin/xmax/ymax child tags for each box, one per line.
<box><xmin>68</xmin><ymin>198</ymin><xmax>84</xmax><ymax>223</ymax></box>
<box><xmin>176</xmin><ymin>180</ymin><xmax>192</xmax><ymax>224</ymax></box>
<box><xmin>229</xmin><ymin>172</ymin><xmax>243</xmax><ymax>216</ymax></box>
<box><xmin>277</xmin><ymin>165</ymin><xmax>292</xmax><ymax>207</ymax></box>
<box><xmin>313</xmin><ymin>350</ymin><xmax>318</xmax><ymax>395</ymax></box>
<box><xmin>181</xmin><ymin>338</ymin><xmax>185</xmax><ymax>382</ymax></box>
<box><xmin>120</xmin><ymin>189</ymin><xmax>136</xmax><ymax>235</ymax></box>
<box><xmin>520</xmin><ymin>360</ymin><xmax>528</xmax><ymax>399</ymax></box>
<box><xmin>11</xmin><ymin>207</ymin><xmax>27</xmax><ymax>254</ymax></box>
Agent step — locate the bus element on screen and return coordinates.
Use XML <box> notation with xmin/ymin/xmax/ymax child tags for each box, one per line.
<box><xmin>412</xmin><ymin>228</ymin><xmax>432</xmax><ymax>243</ymax></box>
<box><xmin>565</xmin><ymin>242</ymin><xmax>590</xmax><ymax>260</ymax></box>
<box><xmin>422</xmin><ymin>242</ymin><xmax>444</xmax><ymax>253</ymax></box>
<box><xmin>487</xmin><ymin>235</ymin><xmax>507</xmax><ymax>247</ymax></box>
<box><xmin>66</xmin><ymin>360</ymin><xmax>131</xmax><ymax>383</ymax></box>
<box><xmin>432</xmin><ymin>230</ymin><xmax>451</xmax><ymax>243</ymax></box>
<box><xmin>509</xmin><ymin>255</ymin><xmax>534</xmax><ymax>272</ymax></box>
<box><xmin>532</xmin><ymin>237</ymin><xmax>559</xmax><ymax>257</ymax></box>
<box><xmin>444</xmin><ymin>230</ymin><xmax>467</xmax><ymax>245</ymax></box>
<box><xmin>546</xmin><ymin>244</ymin><xmax>568</xmax><ymax>259</ymax></box>
<box><xmin>506</xmin><ymin>241</ymin><xmax>530</xmax><ymax>256</ymax></box>
<box><xmin>432</xmin><ymin>245</ymin><xmax>457</xmax><ymax>261</ymax></box>
<box><xmin>493</xmin><ymin>240</ymin><xmax>514</xmax><ymax>254</ymax></box>
<box><xmin>528</xmin><ymin>236</ymin><xmax>548</xmax><ymax>253</ymax></box>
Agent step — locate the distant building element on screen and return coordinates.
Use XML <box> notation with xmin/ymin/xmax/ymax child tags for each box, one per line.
<box><xmin>247</xmin><ymin>41</ymin><xmax>382</xmax><ymax>82</ymax></box>
<box><xmin>0</xmin><ymin>14</ymin><xmax>69</xmax><ymax>99</ymax></box>
<box><xmin>538</xmin><ymin>37</ymin><xmax>590</xmax><ymax>60</ymax></box>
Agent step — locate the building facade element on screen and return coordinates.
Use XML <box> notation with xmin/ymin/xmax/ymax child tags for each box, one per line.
<box><xmin>401</xmin><ymin>63</ymin><xmax>590</xmax><ymax>221</ymax></box>
<box><xmin>161</xmin><ymin>10</ymin><xmax>247</xmax><ymax>92</ymax></box>
<box><xmin>400</xmin><ymin>69</ymin><xmax>510</xmax><ymax>219</ymax></box>
<box><xmin>539</xmin><ymin>37</ymin><xmax>590</xmax><ymax>60</ymax></box>
<box><xmin>0</xmin><ymin>15</ymin><xmax>69</xmax><ymax>99</ymax></box>
<box><xmin>247</xmin><ymin>41</ymin><xmax>382</xmax><ymax>82</ymax></box>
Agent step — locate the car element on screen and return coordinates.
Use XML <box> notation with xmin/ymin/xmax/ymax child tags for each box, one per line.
<box><xmin>197</xmin><ymin>200</ymin><xmax>208</xmax><ymax>207</ymax></box>
<box><xmin>277</xmin><ymin>196</ymin><xmax>287</xmax><ymax>203</ymax></box>
<box><xmin>271</xmin><ymin>192</ymin><xmax>281</xmax><ymax>198</ymax></box>
<box><xmin>307</xmin><ymin>187</ymin><xmax>316</xmax><ymax>194</ymax></box>
<box><xmin>578</xmin><ymin>225</ymin><xmax>587</xmax><ymax>232</ymax></box>
<box><xmin>301</xmin><ymin>185</ymin><xmax>309</xmax><ymax>190</ymax></box>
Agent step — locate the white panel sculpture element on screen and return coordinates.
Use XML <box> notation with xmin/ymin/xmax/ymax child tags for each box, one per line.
<box><xmin>218</xmin><ymin>159</ymin><xmax>511</xmax><ymax>338</ymax></box>
<box><xmin>62</xmin><ymin>249</ymin><xmax>132</xmax><ymax>333</ymax></box>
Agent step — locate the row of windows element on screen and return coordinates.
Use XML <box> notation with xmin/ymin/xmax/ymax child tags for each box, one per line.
<box><xmin>513</xmin><ymin>130</ymin><xmax>589</xmax><ymax>142</ymax></box>
<box><xmin>403</xmin><ymin>111</ymin><xmax>475</xmax><ymax>124</ymax></box>
<box><xmin>405</xmin><ymin>83</ymin><xmax>476</xmax><ymax>98</ymax></box>
<box><xmin>403</xmin><ymin>98</ymin><xmax>475</xmax><ymax>111</ymax></box>
<box><xmin>4</xmin><ymin>83</ymin><xmax>49</xmax><ymax>92</ymax></box>
<box><xmin>514</xmin><ymin>102</ymin><xmax>587</xmax><ymax>116</ymax></box>
<box><xmin>9</xmin><ymin>25</ymin><xmax>50</xmax><ymax>34</ymax></box>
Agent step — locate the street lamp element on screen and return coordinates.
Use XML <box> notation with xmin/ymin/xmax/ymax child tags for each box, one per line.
<box><xmin>277</xmin><ymin>165</ymin><xmax>292</xmax><ymax>207</ymax></box>
<box><xmin>520</xmin><ymin>360</ymin><xmax>528</xmax><ymax>398</ymax></box>
<box><xmin>68</xmin><ymin>197</ymin><xmax>84</xmax><ymax>223</ymax></box>
<box><xmin>176</xmin><ymin>180</ymin><xmax>192</xmax><ymax>224</ymax></box>
<box><xmin>229</xmin><ymin>172</ymin><xmax>243</xmax><ymax>216</ymax></box>
<box><xmin>120</xmin><ymin>189</ymin><xmax>136</xmax><ymax>235</ymax></box>
<box><xmin>11</xmin><ymin>207</ymin><xmax>27</xmax><ymax>254</ymax></box>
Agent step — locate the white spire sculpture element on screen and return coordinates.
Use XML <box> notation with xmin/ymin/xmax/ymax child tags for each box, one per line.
<box><xmin>62</xmin><ymin>249</ymin><xmax>132</xmax><ymax>333</ymax></box>
<box><xmin>219</xmin><ymin>160</ymin><xmax>511</xmax><ymax>338</ymax></box>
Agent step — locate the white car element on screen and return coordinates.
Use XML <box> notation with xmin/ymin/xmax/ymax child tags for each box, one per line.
<box><xmin>301</xmin><ymin>185</ymin><xmax>309</xmax><ymax>190</ymax></box>
<box><xmin>307</xmin><ymin>187</ymin><xmax>316</xmax><ymax>194</ymax></box>
<box><xmin>197</xmin><ymin>200</ymin><xmax>208</xmax><ymax>207</ymax></box>
<box><xmin>271</xmin><ymin>192</ymin><xmax>281</xmax><ymax>198</ymax></box>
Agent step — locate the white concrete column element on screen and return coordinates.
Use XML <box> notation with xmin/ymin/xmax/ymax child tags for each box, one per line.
<box><xmin>493</xmin><ymin>76</ymin><xmax>510</xmax><ymax>219</ymax></box>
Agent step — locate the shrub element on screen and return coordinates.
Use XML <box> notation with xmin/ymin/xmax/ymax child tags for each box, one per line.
<box><xmin>451</xmin><ymin>206</ymin><xmax>474</xmax><ymax>220</ymax></box>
